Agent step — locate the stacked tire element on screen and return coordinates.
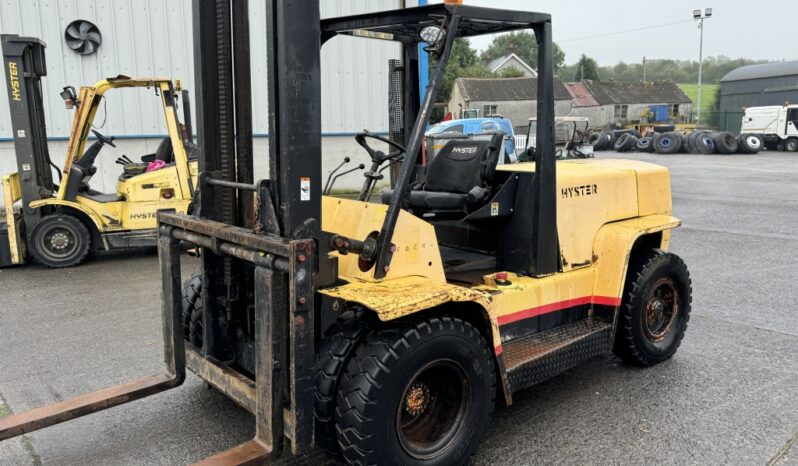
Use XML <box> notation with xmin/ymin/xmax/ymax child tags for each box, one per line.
<box><xmin>737</xmin><ymin>133</ymin><xmax>764</xmax><ymax>154</ymax></box>
<box><xmin>636</xmin><ymin>136</ymin><xmax>654</xmax><ymax>152</ymax></box>
<box><xmin>652</xmin><ymin>132</ymin><xmax>682</xmax><ymax>154</ymax></box>
<box><xmin>592</xmin><ymin>129</ymin><xmax>765</xmax><ymax>156</ymax></box>
<box><xmin>592</xmin><ymin>131</ymin><xmax>615</xmax><ymax>151</ymax></box>
<box><xmin>592</xmin><ymin>130</ymin><xmax>641</xmax><ymax>151</ymax></box>
<box><xmin>712</xmin><ymin>132</ymin><xmax>739</xmax><ymax>154</ymax></box>
<box><xmin>692</xmin><ymin>131</ymin><xmax>716</xmax><ymax>154</ymax></box>
<box><xmin>613</xmin><ymin>133</ymin><xmax>638</xmax><ymax>152</ymax></box>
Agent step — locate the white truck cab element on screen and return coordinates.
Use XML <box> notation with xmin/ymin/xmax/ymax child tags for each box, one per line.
<box><xmin>741</xmin><ymin>104</ymin><xmax>798</xmax><ymax>151</ymax></box>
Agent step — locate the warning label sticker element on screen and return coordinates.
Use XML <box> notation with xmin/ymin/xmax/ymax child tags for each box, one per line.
<box><xmin>300</xmin><ymin>177</ymin><xmax>310</xmax><ymax>201</ymax></box>
<box><xmin>490</xmin><ymin>202</ymin><xmax>499</xmax><ymax>216</ymax></box>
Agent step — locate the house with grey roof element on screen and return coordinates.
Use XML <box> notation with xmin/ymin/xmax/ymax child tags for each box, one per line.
<box><xmin>486</xmin><ymin>53</ymin><xmax>537</xmax><ymax>77</ymax></box>
<box><xmin>565</xmin><ymin>80</ymin><xmax>692</xmax><ymax>128</ymax></box>
<box><xmin>448</xmin><ymin>76</ymin><xmax>572</xmax><ymax>130</ymax></box>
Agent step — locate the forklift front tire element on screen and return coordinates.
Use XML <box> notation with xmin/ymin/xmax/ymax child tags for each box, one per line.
<box><xmin>613</xmin><ymin>250</ymin><xmax>692</xmax><ymax>366</ymax></box>
<box><xmin>181</xmin><ymin>272</ymin><xmax>204</xmax><ymax>348</ymax></box>
<box><xmin>335</xmin><ymin>316</ymin><xmax>495</xmax><ymax>465</ymax></box>
<box><xmin>30</xmin><ymin>214</ymin><xmax>91</xmax><ymax>268</ymax></box>
<box><xmin>314</xmin><ymin>307</ymin><xmax>372</xmax><ymax>453</ymax></box>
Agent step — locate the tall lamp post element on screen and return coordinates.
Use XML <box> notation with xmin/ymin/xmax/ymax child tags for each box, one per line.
<box><xmin>693</xmin><ymin>8</ymin><xmax>712</xmax><ymax>125</ymax></box>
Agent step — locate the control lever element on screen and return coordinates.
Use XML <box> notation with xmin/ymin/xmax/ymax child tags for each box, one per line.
<box><xmin>361</xmin><ymin>157</ymin><xmax>404</xmax><ymax>202</ymax></box>
<box><xmin>324</xmin><ymin>156</ymin><xmax>350</xmax><ymax>195</ymax></box>
<box><xmin>324</xmin><ymin>163</ymin><xmax>365</xmax><ymax>195</ymax></box>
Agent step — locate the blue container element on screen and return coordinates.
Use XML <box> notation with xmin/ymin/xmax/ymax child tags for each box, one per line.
<box><xmin>650</xmin><ymin>105</ymin><xmax>669</xmax><ymax>122</ymax></box>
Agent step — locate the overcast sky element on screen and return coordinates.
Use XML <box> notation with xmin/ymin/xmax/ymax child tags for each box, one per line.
<box><xmin>427</xmin><ymin>0</ymin><xmax>796</xmax><ymax>65</ymax></box>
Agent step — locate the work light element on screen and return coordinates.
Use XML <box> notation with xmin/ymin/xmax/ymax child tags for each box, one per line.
<box><xmin>419</xmin><ymin>25</ymin><xmax>443</xmax><ymax>44</ymax></box>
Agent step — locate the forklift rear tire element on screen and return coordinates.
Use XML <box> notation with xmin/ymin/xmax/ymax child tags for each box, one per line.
<box><xmin>785</xmin><ymin>138</ymin><xmax>798</xmax><ymax>152</ymax></box>
<box><xmin>335</xmin><ymin>316</ymin><xmax>495</xmax><ymax>465</ymax></box>
<box><xmin>30</xmin><ymin>214</ymin><xmax>91</xmax><ymax>268</ymax></box>
<box><xmin>613</xmin><ymin>250</ymin><xmax>691</xmax><ymax>366</ymax></box>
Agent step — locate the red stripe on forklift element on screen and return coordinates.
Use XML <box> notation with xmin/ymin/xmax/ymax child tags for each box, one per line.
<box><xmin>495</xmin><ymin>344</ymin><xmax>503</xmax><ymax>356</ymax></box>
<box><xmin>497</xmin><ymin>296</ymin><xmax>621</xmax><ymax>326</ymax></box>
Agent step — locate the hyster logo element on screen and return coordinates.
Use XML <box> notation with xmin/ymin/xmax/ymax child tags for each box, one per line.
<box><xmin>449</xmin><ymin>145</ymin><xmax>480</xmax><ymax>160</ymax></box>
<box><xmin>130</xmin><ymin>212</ymin><xmax>157</xmax><ymax>220</ymax></box>
<box><xmin>561</xmin><ymin>184</ymin><xmax>598</xmax><ymax>198</ymax></box>
<box><xmin>8</xmin><ymin>62</ymin><xmax>21</xmax><ymax>102</ymax></box>
<box><xmin>451</xmin><ymin>146</ymin><xmax>478</xmax><ymax>155</ymax></box>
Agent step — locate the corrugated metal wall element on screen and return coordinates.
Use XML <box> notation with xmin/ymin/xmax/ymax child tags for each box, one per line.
<box><xmin>0</xmin><ymin>0</ymin><xmax>402</xmax><ymax>140</ymax></box>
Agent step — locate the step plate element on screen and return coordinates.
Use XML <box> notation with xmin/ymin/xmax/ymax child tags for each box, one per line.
<box><xmin>504</xmin><ymin>318</ymin><xmax>612</xmax><ymax>393</ymax></box>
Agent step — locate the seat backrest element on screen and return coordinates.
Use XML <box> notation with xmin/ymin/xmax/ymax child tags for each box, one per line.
<box><xmin>425</xmin><ymin>134</ymin><xmax>503</xmax><ymax>194</ymax></box>
<box><xmin>64</xmin><ymin>165</ymin><xmax>85</xmax><ymax>201</ymax></box>
<box><xmin>155</xmin><ymin>137</ymin><xmax>174</xmax><ymax>163</ymax></box>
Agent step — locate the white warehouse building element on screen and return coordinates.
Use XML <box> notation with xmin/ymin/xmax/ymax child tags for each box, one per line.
<box><xmin>0</xmin><ymin>0</ymin><xmax>419</xmax><ymax>203</ymax></box>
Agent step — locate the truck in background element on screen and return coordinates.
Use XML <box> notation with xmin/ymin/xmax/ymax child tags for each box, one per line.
<box><xmin>425</xmin><ymin>117</ymin><xmax>516</xmax><ymax>159</ymax></box>
<box><xmin>741</xmin><ymin>104</ymin><xmax>798</xmax><ymax>151</ymax></box>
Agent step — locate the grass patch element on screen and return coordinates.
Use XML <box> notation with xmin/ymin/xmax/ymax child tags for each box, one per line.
<box><xmin>678</xmin><ymin>83</ymin><xmax>719</xmax><ymax>114</ymax></box>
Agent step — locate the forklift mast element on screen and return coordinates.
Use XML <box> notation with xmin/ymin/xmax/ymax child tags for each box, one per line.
<box><xmin>1</xmin><ymin>35</ymin><xmax>55</xmax><ymax>230</ymax></box>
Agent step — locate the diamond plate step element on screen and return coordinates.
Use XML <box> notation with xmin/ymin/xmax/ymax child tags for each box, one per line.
<box><xmin>503</xmin><ymin>318</ymin><xmax>612</xmax><ymax>393</ymax></box>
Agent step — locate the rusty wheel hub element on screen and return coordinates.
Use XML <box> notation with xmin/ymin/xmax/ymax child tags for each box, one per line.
<box><xmin>397</xmin><ymin>359</ymin><xmax>470</xmax><ymax>460</ymax></box>
<box><xmin>404</xmin><ymin>382</ymin><xmax>431</xmax><ymax>416</ymax></box>
<box><xmin>643</xmin><ymin>278</ymin><xmax>679</xmax><ymax>342</ymax></box>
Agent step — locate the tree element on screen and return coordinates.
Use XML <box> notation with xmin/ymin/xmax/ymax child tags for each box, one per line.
<box><xmin>589</xmin><ymin>56</ymin><xmax>770</xmax><ymax>84</ymax></box>
<box><xmin>496</xmin><ymin>67</ymin><xmax>526</xmax><ymax>78</ymax></box>
<box><xmin>480</xmin><ymin>31</ymin><xmax>566</xmax><ymax>72</ymax></box>
<box><xmin>574</xmin><ymin>54</ymin><xmax>600</xmax><ymax>81</ymax></box>
<box><xmin>434</xmin><ymin>38</ymin><xmax>493</xmax><ymax>104</ymax></box>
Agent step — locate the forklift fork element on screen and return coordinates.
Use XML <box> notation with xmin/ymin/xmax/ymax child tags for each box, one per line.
<box><xmin>0</xmin><ymin>209</ymin><xmax>313</xmax><ymax>465</ymax></box>
<box><xmin>0</xmin><ymin>233</ymin><xmax>187</xmax><ymax>440</ymax></box>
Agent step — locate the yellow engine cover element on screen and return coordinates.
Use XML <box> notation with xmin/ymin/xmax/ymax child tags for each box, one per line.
<box><xmin>498</xmin><ymin>158</ymin><xmax>672</xmax><ymax>271</ymax></box>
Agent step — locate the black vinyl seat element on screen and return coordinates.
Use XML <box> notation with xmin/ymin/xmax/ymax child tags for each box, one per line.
<box><xmin>382</xmin><ymin>134</ymin><xmax>503</xmax><ymax>213</ymax></box>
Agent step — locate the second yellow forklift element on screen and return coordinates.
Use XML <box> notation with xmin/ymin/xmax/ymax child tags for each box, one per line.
<box><xmin>1</xmin><ymin>34</ymin><xmax>197</xmax><ymax>268</ymax></box>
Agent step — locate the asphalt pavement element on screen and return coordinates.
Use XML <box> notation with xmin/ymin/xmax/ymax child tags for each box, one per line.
<box><xmin>1</xmin><ymin>150</ymin><xmax>797</xmax><ymax>465</ymax></box>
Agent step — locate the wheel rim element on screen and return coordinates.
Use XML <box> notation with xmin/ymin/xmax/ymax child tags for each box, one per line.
<box><xmin>396</xmin><ymin>359</ymin><xmax>470</xmax><ymax>460</ymax></box>
<box><xmin>38</xmin><ymin>225</ymin><xmax>79</xmax><ymax>260</ymax></box>
<box><xmin>746</xmin><ymin>136</ymin><xmax>761</xmax><ymax>149</ymax></box>
<box><xmin>643</xmin><ymin>277</ymin><xmax>679</xmax><ymax>342</ymax></box>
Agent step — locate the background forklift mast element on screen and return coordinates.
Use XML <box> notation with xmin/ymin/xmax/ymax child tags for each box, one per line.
<box><xmin>1</xmin><ymin>36</ymin><xmax>54</xmax><ymax>265</ymax></box>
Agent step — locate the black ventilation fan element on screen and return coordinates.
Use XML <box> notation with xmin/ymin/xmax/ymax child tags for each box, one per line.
<box><xmin>64</xmin><ymin>20</ymin><xmax>102</xmax><ymax>55</ymax></box>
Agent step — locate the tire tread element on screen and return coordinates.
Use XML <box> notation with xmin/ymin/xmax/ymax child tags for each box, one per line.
<box><xmin>613</xmin><ymin>250</ymin><xmax>692</xmax><ymax>366</ymax></box>
<box><xmin>335</xmin><ymin>316</ymin><xmax>495</xmax><ymax>465</ymax></box>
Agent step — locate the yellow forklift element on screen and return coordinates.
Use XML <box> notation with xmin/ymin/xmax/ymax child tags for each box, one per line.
<box><xmin>0</xmin><ymin>2</ymin><xmax>691</xmax><ymax>464</ymax></box>
<box><xmin>1</xmin><ymin>34</ymin><xmax>196</xmax><ymax>268</ymax></box>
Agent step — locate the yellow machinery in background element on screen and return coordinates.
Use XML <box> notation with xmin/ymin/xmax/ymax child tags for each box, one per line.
<box><xmin>1</xmin><ymin>35</ymin><xmax>196</xmax><ymax>268</ymax></box>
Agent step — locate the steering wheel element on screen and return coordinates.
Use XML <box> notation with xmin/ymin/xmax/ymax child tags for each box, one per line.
<box><xmin>355</xmin><ymin>130</ymin><xmax>405</xmax><ymax>164</ymax></box>
<box><xmin>92</xmin><ymin>129</ymin><xmax>116</xmax><ymax>148</ymax></box>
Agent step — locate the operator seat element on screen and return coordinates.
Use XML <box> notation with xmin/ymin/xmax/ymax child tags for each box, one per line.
<box><xmin>381</xmin><ymin>133</ymin><xmax>503</xmax><ymax>213</ymax></box>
